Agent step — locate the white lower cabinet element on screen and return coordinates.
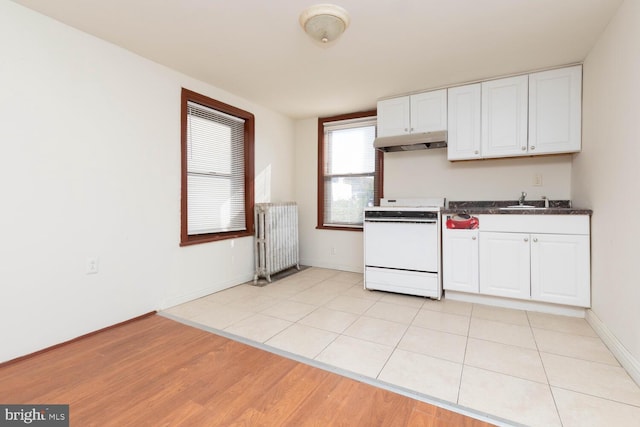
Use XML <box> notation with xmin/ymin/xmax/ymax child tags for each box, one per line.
<box><xmin>530</xmin><ymin>233</ymin><xmax>590</xmax><ymax>307</ymax></box>
<box><xmin>443</xmin><ymin>214</ymin><xmax>591</xmax><ymax>308</ymax></box>
<box><xmin>479</xmin><ymin>232</ymin><xmax>531</xmax><ymax>299</ymax></box>
<box><xmin>443</xmin><ymin>229</ymin><xmax>479</xmax><ymax>293</ymax></box>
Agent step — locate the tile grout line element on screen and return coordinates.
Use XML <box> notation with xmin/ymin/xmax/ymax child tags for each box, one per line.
<box><xmin>456</xmin><ymin>303</ymin><xmax>476</xmax><ymax>405</ymax></box>
<box><xmin>372</xmin><ymin>296</ymin><xmax>426</xmax><ymax>380</ymax></box>
<box><xmin>527</xmin><ymin>310</ymin><xmax>564</xmax><ymax>426</ymax></box>
<box><xmin>549</xmin><ymin>384</ymin><xmax>640</xmax><ymax>409</ymax></box>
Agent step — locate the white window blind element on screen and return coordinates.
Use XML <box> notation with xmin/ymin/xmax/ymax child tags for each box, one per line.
<box><xmin>323</xmin><ymin>117</ymin><xmax>377</xmax><ymax>227</ymax></box>
<box><xmin>186</xmin><ymin>101</ymin><xmax>246</xmax><ymax>235</ymax></box>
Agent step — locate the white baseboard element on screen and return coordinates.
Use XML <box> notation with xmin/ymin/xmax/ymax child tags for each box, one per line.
<box><xmin>444</xmin><ymin>291</ymin><xmax>586</xmax><ymax>317</ymax></box>
<box><xmin>299</xmin><ymin>258</ymin><xmax>363</xmax><ymax>274</ymax></box>
<box><xmin>586</xmin><ymin>309</ymin><xmax>640</xmax><ymax>386</ymax></box>
<box><xmin>160</xmin><ymin>272</ymin><xmax>254</xmax><ymax>310</ymax></box>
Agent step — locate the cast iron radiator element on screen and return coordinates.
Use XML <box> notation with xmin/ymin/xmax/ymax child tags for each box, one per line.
<box><xmin>254</xmin><ymin>202</ymin><xmax>300</xmax><ymax>283</ymax></box>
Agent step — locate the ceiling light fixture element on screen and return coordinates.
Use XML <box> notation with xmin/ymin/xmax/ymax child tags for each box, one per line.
<box><xmin>299</xmin><ymin>4</ymin><xmax>350</xmax><ymax>44</ymax></box>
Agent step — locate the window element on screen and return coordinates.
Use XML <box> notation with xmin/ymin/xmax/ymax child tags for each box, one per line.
<box><xmin>317</xmin><ymin>110</ymin><xmax>383</xmax><ymax>230</ymax></box>
<box><xmin>181</xmin><ymin>88</ymin><xmax>254</xmax><ymax>246</ymax></box>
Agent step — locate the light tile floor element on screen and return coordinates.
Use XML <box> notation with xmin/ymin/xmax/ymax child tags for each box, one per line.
<box><xmin>163</xmin><ymin>267</ymin><xmax>640</xmax><ymax>427</ymax></box>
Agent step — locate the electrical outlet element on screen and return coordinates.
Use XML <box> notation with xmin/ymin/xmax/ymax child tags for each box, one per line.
<box><xmin>86</xmin><ymin>257</ymin><xmax>99</xmax><ymax>274</ymax></box>
<box><xmin>330</xmin><ymin>247</ymin><xmax>336</xmax><ymax>256</ymax></box>
<box><xmin>533</xmin><ymin>174</ymin><xmax>543</xmax><ymax>186</ymax></box>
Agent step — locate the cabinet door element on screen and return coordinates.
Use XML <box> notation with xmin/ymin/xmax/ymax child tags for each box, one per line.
<box><xmin>411</xmin><ymin>89</ymin><xmax>447</xmax><ymax>133</ymax></box>
<box><xmin>377</xmin><ymin>96</ymin><xmax>410</xmax><ymax>137</ymax></box>
<box><xmin>479</xmin><ymin>232</ymin><xmax>530</xmax><ymax>299</ymax></box>
<box><xmin>447</xmin><ymin>84</ymin><xmax>481</xmax><ymax>160</ymax></box>
<box><xmin>529</xmin><ymin>65</ymin><xmax>582</xmax><ymax>155</ymax></box>
<box><xmin>530</xmin><ymin>233</ymin><xmax>590</xmax><ymax>307</ymax></box>
<box><xmin>481</xmin><ymin>75</ymin><xmax>528</xmax><ymax>158</ymax></box>
<box><xmin>443</xmin><ymin>229</ymin><xmax>479</xmax><ymax>293</ymax></box>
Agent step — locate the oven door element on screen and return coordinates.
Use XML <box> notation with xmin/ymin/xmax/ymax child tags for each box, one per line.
<box><xmin>364</xmin><ymin>220</ymin><xmax>438</xmax><ymax>272</ymax></box>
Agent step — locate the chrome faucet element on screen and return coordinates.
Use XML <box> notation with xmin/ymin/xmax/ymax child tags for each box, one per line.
<box><xmin>518</xmin><ymin>191</ymin><xmax>527</xmax><ymax>206</ymax></box>
<box><xmin>541</xmin><ymin>195</ymin><xmax>550</xmax><ymax>208</ymax></box>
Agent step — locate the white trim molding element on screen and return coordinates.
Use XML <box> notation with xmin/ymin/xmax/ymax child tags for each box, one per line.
<box><xmin>586</xmin><ymin>309</ymin><xmax>640</xmax><ymax>386</ymax></box>
<box><xmin>160</xmin><ymin>272</ymin><xmax>254</xmax><ymax>310</ymax></box>
<box><xmin>445</xmin><ymin>291</ymin><xmax>586</xmax><ymax>317</ymax></box>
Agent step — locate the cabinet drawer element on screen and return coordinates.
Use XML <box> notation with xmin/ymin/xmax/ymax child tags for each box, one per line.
<box><xmin>365</xmin><ymin>267</ymin><xmax>439</xmax><ymax>298</ymax></box>
<box><xmin>478</xmin><ymin>214</ymin><xmax>589</xmax><ymax>234</ymax></box>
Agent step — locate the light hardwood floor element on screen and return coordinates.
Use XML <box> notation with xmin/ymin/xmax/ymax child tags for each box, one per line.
<box><xmin>0</xmin><ymin>314</ymin><xmax>494</xmax><ymax>426</ymax></box>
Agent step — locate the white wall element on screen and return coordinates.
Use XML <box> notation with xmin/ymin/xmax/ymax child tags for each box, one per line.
<box><xmin>294</xmin><ymin>117</ymin><xmax>573</xmax><ymax>272</ymax></box>
<box><xmin>294</xmin><ymin>119</ymin><xmax>365</xmax><ymax>272</ymax></box>
<box><xmin>0</xmin><ymin>2</ymin><xmax>295</xmax><ymax>363</ymax></box>
<box><xmin>575</xmin><ymin>0</ymin><xmax>640</xmax><ymax>363</ymax></box>
<box><xmin>384</xmin><ymin>150</ymin><xmax>572</xmax><ymax>202</ymax></box>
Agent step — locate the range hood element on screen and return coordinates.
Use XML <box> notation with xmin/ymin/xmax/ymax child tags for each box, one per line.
<box><xmin>374</xmin><ymin>130</ymin><xmax>447</xmax><ymax>152</ymax></box>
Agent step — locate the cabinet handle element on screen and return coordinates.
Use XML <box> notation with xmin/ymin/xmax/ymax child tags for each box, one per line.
<box><xmin>533</xmin><ymin>237</ymin><xmax>538</xmax><ymax>243</ymax></box>
<box><xmin>410</xmin><ymin>128</ymin><xmax>414</xmax><ymax>132</ymax></box>
<box><xmin>404</xmin><ymin>128</ymin><xmax>408</xmax><ymax>132</ymax></box>
<box><xmin>521</xmin><ymin>146</ymin><xmax>527</xmax><ymax>151</ymax></box>
<box><xmin>472</xmin><ymin>236</ymin><xmax>477</xmax><ymax>240</ymax></box>
<box><xmin>474</xmin><ymin>150</ymin><xmax>479</xmax><ymax>155</ymax></box>
<box><xmin>530</xmin><ymin>146</ymin><xmax>536</xmax><ymax>150</ymax></box>
<box><xmin>524</xmin><ymin>237</ymin><xmax>529</xmax><ymax>242</ymax></box>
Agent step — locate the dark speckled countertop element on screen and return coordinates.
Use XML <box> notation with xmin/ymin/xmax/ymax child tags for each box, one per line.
<box><xmin>443</xmin><ymin>200</ymin><xmax>593</xmax><ymax>215</ymax></box>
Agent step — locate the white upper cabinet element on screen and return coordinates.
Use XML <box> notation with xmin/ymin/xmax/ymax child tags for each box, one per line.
<box><xmin>447</xmin><ymin>83</ymin><xmax>482</xmax><ymax>160</ymax></box>
<box><xmin>377</xmin><ymin>96</ymin><xmax>410</xmax><ymax>137</ymax></box>
<box><xmin>381</xmin><ymin>64</ymin><xmax>582</xmax><ymax>160</ymax></box>
<box><xmin>529</xmin><ymin>65</ymin><xmax>582</xmax><ymax>154</ymax></box>
<box><xmin>377</xmin><ymin>89</ymin><xmax>447</xmax><ymax>137</ymax></box>
<box><xmin>411</xmin><ymin>90</ymin><xmax>447</xmax><ymax>133</ymax></box>
<box><xmin>481</xmin><ymin>75</ymin><xmax>529</xmax><ymax>158</ymax></box>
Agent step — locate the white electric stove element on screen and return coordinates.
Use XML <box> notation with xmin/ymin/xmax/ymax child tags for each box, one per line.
<box><xmin>363</xmin><ymin>198</ymin><xmax>445</xmax><ymax>299</ymax></box>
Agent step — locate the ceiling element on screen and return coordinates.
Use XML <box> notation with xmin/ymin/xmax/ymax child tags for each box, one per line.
<box><xmin>13</xmin><ymin>0</ymin><xmax>622</xmax><ymax>119</ymax></box>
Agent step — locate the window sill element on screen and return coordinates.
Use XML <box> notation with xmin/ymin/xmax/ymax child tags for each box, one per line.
<box><xmin>180</xmin><ymin>230</ymin><xmax>254</xmax><ymax>246</ymax></box>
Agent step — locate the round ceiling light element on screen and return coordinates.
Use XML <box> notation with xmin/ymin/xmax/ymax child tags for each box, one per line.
<box><xmin>299</xmin><ymin>4</ymin><xmax>350</xmax><ymax>44</ymax></box>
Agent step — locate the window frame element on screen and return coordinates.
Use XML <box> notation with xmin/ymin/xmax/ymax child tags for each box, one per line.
<box><xmin>317</xmin><ymin>110</ymin><xmax>383</xmax><ymax>231</ymax></box>
<box><xmin>180</xmin><ymin>88</ymin><xmax>255</xmax><ymax>246</ymax></box>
